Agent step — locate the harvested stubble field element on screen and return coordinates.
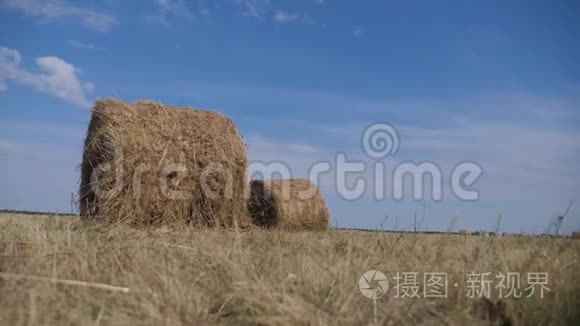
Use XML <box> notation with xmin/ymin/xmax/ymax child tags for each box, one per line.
<box><xmin>0</xmin><ymin>213</ymin><xmax>579</xmax><ymax>325</ymax></box>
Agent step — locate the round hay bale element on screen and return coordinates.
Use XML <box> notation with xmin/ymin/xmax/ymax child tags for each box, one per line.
<box><xmin>79</xmin><ymin>98</ymin><xmax>249</xmax><ymax>227</ymax></box>
<box><xmin>248</xmin><ymin>179</ymin><xmax>329</xmax><ymax>230</ymax></box>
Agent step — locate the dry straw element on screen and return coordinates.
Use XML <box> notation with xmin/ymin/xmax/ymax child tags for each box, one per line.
<box><xmin>0</xmin><ymin>273</ymin><xmax>130</xmax><ymax>293</ymax></box>
<box><xmin>248</xmin><ymin>179</ymin><xmax>329</xmax><ymax>230</ymax></box>
<box><xmin>79</xmin><ymin>98</ymin><xmax>248</xmax><ymax>227</ymax></box>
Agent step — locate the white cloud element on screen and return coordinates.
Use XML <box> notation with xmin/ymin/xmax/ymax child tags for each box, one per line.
<box><xmin>67</xmin><ymin>40</ymin><xmax>103</xmax><ymax>51</ymax></box>
<box><xmin>83</xmin><ymin>81</ymin><xmax>95</xmax><ymax>92</ymax></box>
<box><xmin>178</xmin><ymin>1</ymin><xmax>315</xmax><ymax>25</ymax></box>
<box><xmin>272</xmin><ymin>11</ymin><xmax>299</xmax><ymax>24</ymax></box>
<box><xmin>272</xmin><ymin>11</ymin><xmax>313</xmax><ymax>25</ymax></box>
<box><xmin>287</xmin><ymin>143</ymin><xmax>319</xmax><ymax>154</ymax></box>
<box><xmin>0</xmin><ymin>80</ymin><xmax>6</xmax><ymax>91</ymax></box>
<box><xmin>398</xmin><ymin>122</ymin><xmax>580</xmax><ymax>189</ymax></box>
<box><xmin>1</xmin><ymin>0</ymin><xmax>117</xmax><ymax>32</ymax></box>
<box><xmin>143</xmin><ymin>0</ymin><xmax>193</xmax><ymax>25</ymax></box>
<box><xmin>0</xmin><ymin>47</ymin><xmax>94</xmax><ymax>108</ymax></box>
<box><xmin>245</xmin><ymin>134</ymin><xmax>329</xmax><ymax>182</ymax></box>
<box><xmin>0</xmin><ymin>139</ymin><xmax>19</xmax><ymax>156</ymax></box>
<box><xmin>352</xmin><ymin>25</ymin><xmax>363</xmax><ymax>37</ymax></box>
<box><xmin>0</xmin><ymin>119</ymin><xmax>85</xmax><ymax>140</ymax></box>
<box><xmin>235</xmin><ymin>0</ymin><xmax>272</xmax><ymax>18</ymax></box>
<box><xmin>247</xmin><ymin>135</ymin><xmax>321</xmax><ymax>156</ymax></box>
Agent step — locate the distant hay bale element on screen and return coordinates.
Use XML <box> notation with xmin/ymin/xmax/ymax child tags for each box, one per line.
<box><xmin>248</xmin><ymin>179</ymin><xmax>329</xmax><ymax>230</ymax></box>
<box><xmin>572</xmin><ymin>232</ymin><xmax>580</xmax><ymax>239</ymax></box>
<box><xmin>79</xmin><ymin>98</ymin><xmax>248</xmax><ymax>227</ymax></box>
<box><xmin>458</xmin><ymin>229</ymin><xmax>469</xmax><ymax>236</ymax></box>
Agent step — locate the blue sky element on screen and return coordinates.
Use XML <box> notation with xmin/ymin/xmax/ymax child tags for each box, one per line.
<box><xmin>1</xmin><ymin>0</ymin><xmax>579</xmax><ymax>233</ymax></box>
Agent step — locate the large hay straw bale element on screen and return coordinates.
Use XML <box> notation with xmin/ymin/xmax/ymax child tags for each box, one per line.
<box><xmin>248</xmin><ymin>179</ymin><xmax>329</xmax><ymax>230</ymax></box>
<box><xmin>79</xmin><ymin>99</ymin><xmax>248</xmax><ymax>227</ymax></box>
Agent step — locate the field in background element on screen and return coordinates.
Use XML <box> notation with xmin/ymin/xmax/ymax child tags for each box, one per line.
<box><xmin>0</xmin><ymin>212</ymin><xmax>579</xmax><ymax>325</ymax></box>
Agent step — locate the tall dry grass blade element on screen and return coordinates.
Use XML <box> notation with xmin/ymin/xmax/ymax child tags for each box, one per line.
<box><xmin>0</xmin><ymin>272</ymin><xmax>130</xmax><ymax>293</ymax></box>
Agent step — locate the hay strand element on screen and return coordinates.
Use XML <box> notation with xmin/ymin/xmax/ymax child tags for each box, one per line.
<box><xmin>0</xmin><ymin>272</ymin><xmax>130</xmax><ymax>293</ymax></box>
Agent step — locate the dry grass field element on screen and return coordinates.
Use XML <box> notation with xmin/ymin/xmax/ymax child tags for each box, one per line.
<box><xmin>0</xmin><ymin>212</ymin><xmax>579</xmax><ymax>325</ymax></box>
